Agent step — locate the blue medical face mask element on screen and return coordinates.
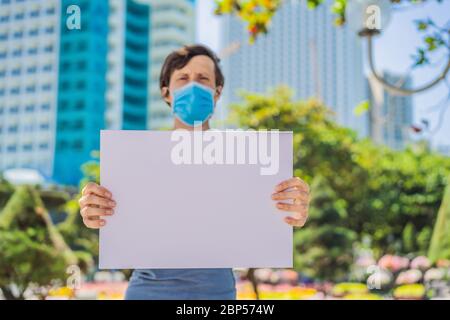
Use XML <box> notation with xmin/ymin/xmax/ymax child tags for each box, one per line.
<box><xmin>171</xmin><ymin>82</ymin><xmax>215</xmax><ymax>127</ymax></box>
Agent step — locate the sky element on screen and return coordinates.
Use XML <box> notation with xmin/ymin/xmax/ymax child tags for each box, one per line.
<box><xmin>195</xmin><ymin>0</ymin><xmax>450</xmax><ymax>150</ymax></box>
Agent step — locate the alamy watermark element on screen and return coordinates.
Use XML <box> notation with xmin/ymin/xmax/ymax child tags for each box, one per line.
<box><xmin>66</xmin><ymin>5</ymin><xmax>81</xmax><ymax>30</ymax></box>
<box><xmin>365</xmin><ymin>5</ymin><xmax>382</xmax><ymax>31</ymax></box>
<box><xmin>170</xmin><ymin>125</ymin><xmax>280</xmax><ymax>176</ymax></box>
<box><xmin>66</xmin><ymin>264</ymin><xmax>82</xmax><ymax>290</ymax></box>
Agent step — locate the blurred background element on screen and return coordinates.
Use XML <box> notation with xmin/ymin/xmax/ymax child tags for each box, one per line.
<box><xmin>0</xmin><ymin>0</ymin><xmax>450</xmax><ymax>300</ymax></box>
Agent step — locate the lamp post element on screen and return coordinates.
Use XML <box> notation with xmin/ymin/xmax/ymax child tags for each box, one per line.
<box><xmin>347</xmin><ymin>0</ymin><xmax>450</xmax><ymax>96</ymax></box>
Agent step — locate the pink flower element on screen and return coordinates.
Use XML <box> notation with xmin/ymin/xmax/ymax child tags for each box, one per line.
<box><xmin>356</xmin><ymin>256</ymin><xmax>376</xmax><ymax>268</ymax></box>
<box><xmin>395</xmin><ymin>269</ymin><xmax>422</xmax><ymax>285</ymax></box>
<box><xmin>424</xmin><ymin>268</ymin><xmax>446</xmax><ymax>282</ymax></box>
<box><xmin>378</xmin><ymin>255</ymin><xmax>409</xmax><ymax>272</ymax></box>
<box><xmin>410</xmin><ymin>256</ymin><xmax>431</xmax><ymax>271</ymax></box>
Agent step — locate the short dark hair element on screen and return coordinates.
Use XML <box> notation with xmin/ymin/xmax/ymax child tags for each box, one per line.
<box><xmin>159</xmin><ymin>44</ymin><xmax>225</xmax><ymax>98</ymax></box>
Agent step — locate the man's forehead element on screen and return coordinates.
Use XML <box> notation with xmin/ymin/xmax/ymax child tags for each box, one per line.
<box><xmin>174</xmin><ymin>56</ymin><xmax>215</xmax><ymax>74</ymax></box>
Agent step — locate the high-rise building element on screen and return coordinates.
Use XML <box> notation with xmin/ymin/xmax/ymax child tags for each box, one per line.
<box><xmin>53</xmin><ymin>0</ymin><xmax>110</xmax><ymax>185</ymax></box>
<box><xmin>0</xmin><ymin>0</ymin><xmax>61</xmax><ymax>179</ymax></box>
<box><xmin>106</xmin><ymin>0</ymin><xmax>150</xmax><ymax>130</ymax></box>
<box><xmin>367</xmin><ymin>72</ymin><xmax>413</xmax><ymax>150</ymax></box>
<box><xmin>55</xmin><ymin>0</ymin><xmax>152</xmax><ymax>185</ymax></box>
<box><xmin>220</xmin><ymin>0</ymin><xmax>369</xmax><ymax>136</ymax></box>
<box><xmin>147</xmin><ymin>0</ymin><xmax>196</xmax><ymax>129</ymax></box>
<box><xmin>436</xmin><ymin>145</ymin><xmax>450</xmax><ymax>157</ymax></box>
<box><xmin>1</xmin><ymin>0</ymin><xmax>191</xmax><ymax>185</ymax></box>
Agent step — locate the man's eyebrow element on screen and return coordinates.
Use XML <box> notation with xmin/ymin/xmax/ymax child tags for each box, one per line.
<box><xmin>196</xmin><ymin>72</ymin><xmax>212</xmax><ymax>77</ymax></box>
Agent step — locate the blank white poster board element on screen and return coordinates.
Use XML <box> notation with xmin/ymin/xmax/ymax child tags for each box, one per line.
<box><xmin>99</xmin><ymin>130</ymin><xmax>293</xmax><ymax>269</ymax></box>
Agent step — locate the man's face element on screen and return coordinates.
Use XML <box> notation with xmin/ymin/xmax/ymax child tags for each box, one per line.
<box><xmin>162</xmin><ymin>55</ymin><xmax>222</xmax><ymax>106</ymax></box>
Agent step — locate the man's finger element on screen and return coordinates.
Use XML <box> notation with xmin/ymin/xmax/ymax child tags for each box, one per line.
<box><xmin>83</xmin><ymin>217</ymin><xmax>106</xmax><ymax>229</ymax></box>
<box><xmin>272</xmin><ymin>190</ymin><xmax>309</xmax><ymax>201</ymax></box>
<box><xmin>284</xmin><ymin>216</ymin><xmax>306</xmax><ymax>227</ymax></box>
<box><xmin>82</xmin><ymin>182</ymin><xmax>112</xmax><ymax>198</ymax></box>
<box><xmin>276</xmin><ymin>202</ymin><xmax>306</xmax><ymax>212</ymax></box>
<box><xmin>80</xmin><ymin>206</ymin><xmax>114</xmax><ymax>218</ymax></box>
<box><xmin>79</xmin><ymin>194</ymin><xmax>116</xmax><ymax>209</ymax></box>
<box><xmin>275</xmin><ymin>177</ymin><xmax>309</xmax><ymax>193</ymax></box>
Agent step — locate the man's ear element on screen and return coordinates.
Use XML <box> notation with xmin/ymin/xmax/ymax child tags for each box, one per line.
<box><xmin>214</xmin><ymin>86</ymin><xmax>223</xmax><ymax>101</ymax></box>
<box><xmin>161</xmin><ymin>87</ymin><xmax>171</xmax><ymax>106</ymax></box>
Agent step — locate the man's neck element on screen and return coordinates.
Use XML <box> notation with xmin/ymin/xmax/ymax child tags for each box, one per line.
<box><xmin>173</xmin><ymin>118</ymin><xmax>210</xmax><ymax>131</ymax></box>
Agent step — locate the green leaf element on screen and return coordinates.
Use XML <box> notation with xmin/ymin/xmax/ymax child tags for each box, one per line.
<box><xmin>353</xmin><ymin>101</ymin><xmax>370</xmax><ymax>116</ymax></box>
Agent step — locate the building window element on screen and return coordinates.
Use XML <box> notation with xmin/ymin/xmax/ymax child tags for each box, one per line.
<box><xmin>76</xmin><ymin>80</ymin><xmax>86</xmax><ymax>90</ymax></box>
<box><xmin>11</xmin><ymin>68</ymin><xmax>21</xmax><ymax>76</ymax></box>
<box><xmin>13</xmin><ymin>30</ymin><xmax>23</xmax><ymax>39</ymax></box>
<box><xmin>9</xmin><ymin>106</ymin><xmax>19</xmax><ymax>114</ymax></box>
<box><xmin>15</xmin><ymin>13</ymin><xmax>25</xmax><ymax>20</ymax></box>
<box><xmin>7</xmin><ymin>145</ymin><xmax>17</xmax><ymax>153</ymax></box>
<box><xmin>59</xmin><ymin>100</ymin><xmax>69</xmax><ymax>110</ymax></box>
<box><xmin>61</xmin><ymin>61</ymin><xmax>71</xmax><ymax>71</ymax></box>
<box><xmin>60</xmin><ymin>81</ymin><xmax>70</xmax><ymax>91</ymax></box>
<box><xmin>44</xmin><ymin>45</ymin><xmax>53</xmax><ymax>53</ymax></box>
<box><xmin>25</xmin><ymin>105</ymin><xmax>35</xmax><ymax>112</ymax></box>
<box><xmin>41</xmin><ymin>103</ymin><xmax>51</xmax><ymax>110</ymax></box>
<box><xmin>26</xmin><ymin>85</ymin><xmax>36</xmax><ymax>93</ymax></box>
<box><xmin>29</xmin><ymin>28</ymin><xmax>39</xmax><ymax>36</ymax></box>
<box><xmin>45</xmin><ymin>26</ymin><xmax>54</xmax><ymax>34</ymax></box>
<box><xmin>58</xmin><ymin>141</ymin><xmax>68</xmax><ymax>150</ymax></box>
<box><xmin>42</xmin><ymin>83</ymin><xmax>52</xmax><ymax>91</ymax></box>
<box><xmin>124</xmin><ymin>93</ymin><xmax>146</xmax><ymax>105</ymax></box>
<box><xmin>10</xmin><ymin>87</ymin><xmax>20</xmax><ymax>95</ymax></box>
<box><xmin>8</xmin><ymin>125</ymin><xmax>18</xmax><ymax>133</ymax></box>
<box><xmin>23</xmin><ymin>144</ymin><xmax>33</xmax><ymax>151</ymax></box>
<box><xmin>78</xmin><ymin>61</ymin><xmax>87</xmax><ymax>70</ymax></box>
<box><xmin>46</xmin><ymin>7</ymin><xmax>55</xmax><ymax>15</ymax></box>
<box><xmin>43</xmin><ymin>64</ymin><xmax>52</xmax><ymax>72</ymax></box>
<box><xmin>27</xmin><ymin>66</ymin><xmax>37</xmax><ymax>74</ymax></box>
<box><xmin>39</xmin><ymin>143</ymin><xmax>49</xmax><ymax>150</ymax></box>
<box><xmin>0</xmin><ymin>33</ymin><xmax>8</xmax><ymax>40</ymax></box>
<box><xmin>63</xmin><ymin>42</ymin><xmax>71</xmax><ymax>51</ymax></box>
<box><xmin>40</xmin><ymin>123</ymin><xmax>50</xmax><ymax>130</ymax></box>
<box><xmin>72</xmin><ymin>121</ymin><xmax>83</xmax><ymax>130</ymax></box>
<box><xmin>125</xmin><ymin>58</ymin><xmax>147</xmax><ymax>70</ymax></box>
<box><xmin>73</xmin><ymin>140</ymin><xmax>84</xmax><ymax>151</ymax></box>
<box><xmin>30</xmin><ymin>10</ymin><xmax>40</xmax><ymax>18</ymax></box>
<box><xmin>78</xmin><ymin>41</ymin><xmax>88</xmax><ymax>51</ymax></box>
<box><xmin>75</xmin><ymin>100</ymin><xmax>85</xmax><ymax>110</ymax></box>
<box><xmin>12</xmin><ymin>48</ymin><xmax>22</xmax><ymax>57</ymax></box>
<box><xmin>28</xmin><ymin>47</ymin><xmax>38</xmax><ymax>55</ymax></box>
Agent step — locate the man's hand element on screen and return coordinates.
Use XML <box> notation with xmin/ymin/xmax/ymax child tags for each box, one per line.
<box><xmin>79</xmin><ymin>182</ymin><xmax>115</xmax><ymax>229</ymax></box>
<box><xmin>271</xmin><ymin>177</ymin><xmax>310</xmax><ymax>227</ymax></box>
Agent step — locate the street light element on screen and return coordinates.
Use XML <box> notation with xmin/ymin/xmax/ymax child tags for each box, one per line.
<box><xmin>347</xmin><ymin>0</ymin><xmax>450</xmax><ymax>96</ymax></box>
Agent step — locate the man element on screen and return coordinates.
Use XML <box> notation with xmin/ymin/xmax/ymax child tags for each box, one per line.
<box><xmin>79</xmin><ymin>45</ymin><xmax>310</xmax><ymax>299</ymax></box>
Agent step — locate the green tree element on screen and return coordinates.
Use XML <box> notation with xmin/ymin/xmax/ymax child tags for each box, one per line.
<box><xmin>351</xmin><ymin>142</ymin><xmax>450</xmax><ymax>255</ymax></box>
<box><xmin>428</xmin><ymin>179</ymin><xmax>450</xmax><ymax>262</ymax></box>
<box><xmin>58</xmin><ymin>152</ymin><xmax>101</xmax><ymax>260</ymax></box>
<box><xmin>0</xmin><ymin>175</ymin><xmax>15</xmax><ymax>208</ymax></box>
<box><xmin>0</xmin><ymin>186</ymin><xmax>79</xmax><ymax>299</ymax></box>
<box><xmin>228</xmin><ymin>86</ymin><xmax>450</xmax><ymax>278</ymax></box>
<box><xmin>294</xmin><ymin>176</ymin><xmax>357</xmax><ymax>281</ymax></box>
